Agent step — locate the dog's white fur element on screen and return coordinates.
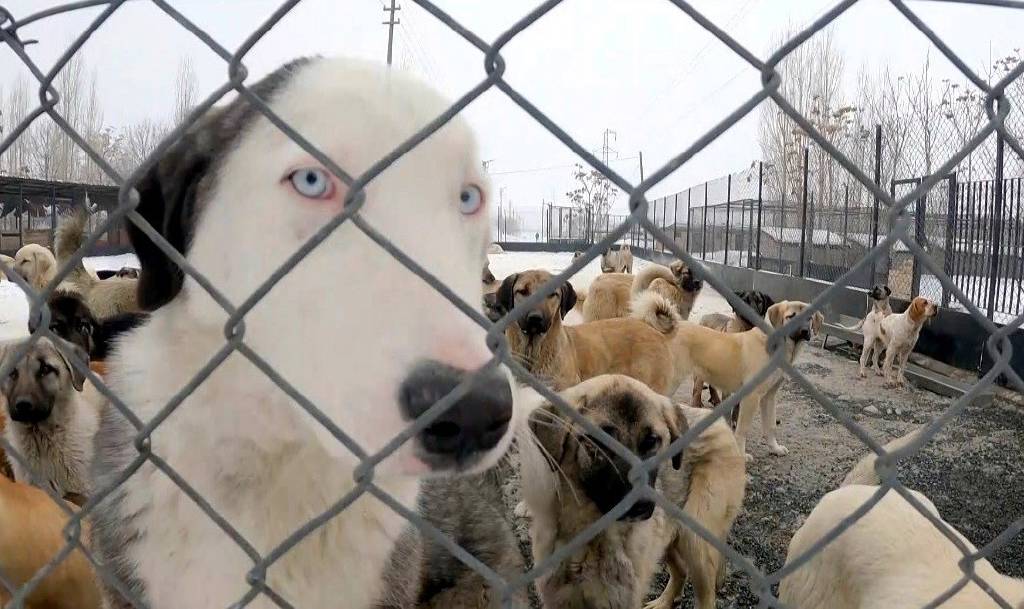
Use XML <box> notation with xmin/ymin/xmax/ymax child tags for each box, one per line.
<box><xmin>880</xmin><ymin>297</ymin><xmax>937</xmax><ymax>387</ymax></box>
<box><xmin>780</xmin><ymin>485</ymin><xmax>1024</xmax><ymax>609</ymax></box>
<box><xmin>854</xmin><ymin>295</ymin><xmax>894</xmax><ymax>378</ymax></box>
<box><xmin>97</xmin><ymin>58</ymin><xmax>523</xmax><ymax>609</ymax></box>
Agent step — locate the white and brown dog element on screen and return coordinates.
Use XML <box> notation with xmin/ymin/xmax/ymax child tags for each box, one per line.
<box><xmin>90</xmin><ymin>57</ymin><xmax>524</xmax><ymax>609</ymax></box>
<box><xmin>841</xmin><ymin>284</ymin><xmax>893</xmax><ymax>378</ymax></box>
<box><xmin>879</xmin><ymin>296</ymin><xmax>938</xmax><ymax>387</ymax></box>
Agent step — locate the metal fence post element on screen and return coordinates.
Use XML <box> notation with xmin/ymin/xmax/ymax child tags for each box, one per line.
<box><xmin>912</xmin><ymin>186</ymin><xmax>926</xmax><ymax>299</ymax></box>
<box><xmin>725</xmin><ymin>173</ymin><xmax>732</xmax><ymax>266</ymax></box>
<box><xmin>702</xmin><ymin>181</ymin><xmax>708</xmax><ymax>260</ymax></box>
<box><xmin>756</xmin><ymin>161</ymin><xmax>763</xmax><ymax>270</ymax></box>
<box><xmin>872</xmin><ymin>124</ymin><xmax>884</xmax><ymax>285</ymax></box>
<box><xmin>942</xmin><ymin>173</ymin><xmax>958</xmax><ymax>308</ymax></box>
<box><xmin>799</xmin><ymin>146</ymin><xmax>809</xmax><ymax>277</ymax></box>
<box><xmin>843</xmin><ymin>183</ymin><xmax>850</xmax><ymax>275</ymax></box>
<box><xmin>672</xmin><ymin>193</ymin><xmax>679</xmax><ymax>245</ymax></box>
<box><xmin>686</xmin><ymin>189</ymin><xmax>692</xmax><ymax>250</ymax></box>
<box><xmin>987</xmin><ymin>135</ymin><xmax>1005</xmax><ymax>321</ymax></box>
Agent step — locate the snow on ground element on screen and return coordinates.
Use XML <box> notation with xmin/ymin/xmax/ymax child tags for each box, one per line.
<box><xmin>921</xmin><ymin>274</ymin><xmax>1022</xmax><ymax>324</ymax></box>
<box><xmin>0</xmin><ymin>254</ymin><xmax>141</xmax><ymax>342</ymax></box>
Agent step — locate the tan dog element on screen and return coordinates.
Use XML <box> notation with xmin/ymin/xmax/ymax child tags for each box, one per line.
<box><xmin>0</xmin><ymin>254</ymin><xmax>15</xmax><ymax>281</ymax></box>
<box><xmin>600</xmin><ymin>245</ymin><xmax>633</xmax><ymax>273</ymax></box>
<box><xmin>693</xmin><ymin>290</ymin><xmax>776</xmax><ymax>408</ymax></box>
<box><xmin>1</xmin><ymin>337</ymin><xmax>99</xmax><ymax>504</ymax></box>
<box><xmin>0</xmin><ymin>475</ymin><xmax>103</xmax><ymax>609</ymax></box>
<box><xmin>840</xmin><ymin>284</ymin><xmax>894</xmax><ymax>378</ymax></box>
<box><xmin>583</xmin><ymin>260</ymin><xmax>703</xmax><ymax>323</ymax></box>
<box><xmin>520</xmin><ymin>375</ymin><xmax>745</xmax><ymax>609</ymax></box>
<box><xmin>879</xmin><ymin>296</ymin><xmax>938</xmax><ymax>387</ymax></box>
<box><xmin>13</xmin><ymin>244</ymin><xmax>57</xmax><ymax>292</ymax></box>
<box><xmin>54</xmin><ymin>210</ymin><xmax>139</xmax><ymax>320</ymax></box>
<box><xmin>649</xmin><ymin>300</ymin><xmax>823</xmax><ymax>460</ymax></box>
<box><xmin>780</xmin><ymin>485</ymin><xmax>1024</xmax><ymax>609</ymax></box>
<box><xmin>493</xmin><ymin>270</ymin><xmax>682</xmax><ymax>394</ymax></box>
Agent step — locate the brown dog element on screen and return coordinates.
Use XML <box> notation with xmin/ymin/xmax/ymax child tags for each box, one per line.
<box><xmin>693</xmin><ymin>290</ymin><xmax>776</xmax><ymax>408</ymax></box>
<box><xmin>13</xmin><ymin>244</ymin><xmax>57</xmax><ymax>293</ymax></box>
<box><xmin>520</xmin><ymin>375</ymin><xmax>745</xmax><ymax>609</ymax></box>
<box><xmin>646</xmin><ymin>299</ymin><xmax>822</xmax><ymax>461</ymax></box>
<box><xmin>493</xmin><ymin>270</ymin><xmax>682</xmax><ymax>394</ymax></box>
<box><xmin>582</xmin><ymin>260</ymin><xmax>702</xmax><ymax>323</ymax></box>
<box><xmin>0</xmin><ymin>474</ymin><xmax>103</xmax><ymax>609</ymax></box>
<box><xmin>600</xmin><ymin>245</ymin><xmax>633</xmax><ymax>273</ymax></box>
<box><xmin>879</xmin><ymin>296</ymin><xmax>938</xmax><ymax>387</ymax></box>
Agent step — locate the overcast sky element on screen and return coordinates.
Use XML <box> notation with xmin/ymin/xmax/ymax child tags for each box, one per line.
<box><xmin>3</xmin><ymin>0</ymin><xmax>1023</xmax><ymax>233</ymax></box>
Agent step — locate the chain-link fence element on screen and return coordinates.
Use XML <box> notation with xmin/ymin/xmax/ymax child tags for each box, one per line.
<box><xmin>0</xmin><ymin>1</ymin><xmax>1022</xmax><ymax>609</ymax></box>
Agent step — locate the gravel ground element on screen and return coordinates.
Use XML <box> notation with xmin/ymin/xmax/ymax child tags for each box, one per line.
<box><xmin>496</xmin><ymin>279</ymin><xmax>1024</xmax><ymax>608</ymax></box>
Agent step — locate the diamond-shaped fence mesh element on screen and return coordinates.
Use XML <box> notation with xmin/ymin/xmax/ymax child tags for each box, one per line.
<box><xmin>0</xmin><ymin>1</ymin><xmax>1022</xmax><ymax>609</ymax></box>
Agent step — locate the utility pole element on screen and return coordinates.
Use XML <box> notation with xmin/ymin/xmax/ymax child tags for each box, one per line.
<box><xmin>600</xmin><ymin>128</ymin><xmax>618</xmax><ymax>165</ymax></box>
<box><xmin>382</xmin><ymin>0</ymin><xmax>401</xmax><ymax>67</ymax></box>
<box><xmin>638</xmin><ymin>151</ymin><xmax>644</xmax><ymax>182</ymax></box>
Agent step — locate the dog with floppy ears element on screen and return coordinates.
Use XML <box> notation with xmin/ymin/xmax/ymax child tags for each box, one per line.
<box><xmin>90</xmin><ymin>57</ymin><xmax>528</xmax><ymax>609</ymax></box>
<box><xmin>880</xmin><ymin>296</ymin><xmax>938</xmax><ymax>387</ymax></box>
<box><xmin>839</xmin><ymin>284</ymin><xmax>893</xmax><ymax>378</ymax></box>
<box><xmin>520</xmin><ymin>375</ymin><xmax>745</xmax><ymax>609</ymax></box>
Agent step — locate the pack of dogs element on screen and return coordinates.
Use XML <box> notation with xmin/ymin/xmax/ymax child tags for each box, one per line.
<box><xmin>0</xmin><ymin>56</ymin><xmax>1017</xmax><ymax>609</ymax></box>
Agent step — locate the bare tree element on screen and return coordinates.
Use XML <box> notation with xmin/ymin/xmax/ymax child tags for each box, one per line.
<box><xmin>0</xmin><ymin>76</ymin><xmax>33</xmax><ymax>177</ymax></box>
<box><xmin>566</xmin><ymin>163</ymin><xmax>615</xmax><ymax>229</ymax></box>
<box><xmin>173</xmin><ymin>55</ymin><xmax>197</xmax><ymax>126</ymax></box>
<box><xmin>116</xmin><ymin>118</ymin><xmax>166</xmax><ymax>175</ymax></box>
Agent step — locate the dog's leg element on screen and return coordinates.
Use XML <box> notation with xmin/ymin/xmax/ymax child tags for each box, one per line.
<box><xmin>760</xmin><ymin>386</ymin><xmax>787</xmax><ymax>456</ymax></box>
<box><xmin>644</xmin><ymin>545</ymin><xmax>688</xmax><ymax>609</ymax></box>
<box><xmin>691</xmin><ymin>376</ymin><xmax>705</xmax><ymax>408</ymax></box>
<box><xmin>734</xmin><ymin>395</ymin><xmax>759</xmax><ymax>461</ymax></box>
<box><xmin>873</xmin><ymin>340</ymin><xmax>885</xmax><ymax>376</ymax></box>
<box><xmin>859</xmin><ymin>341</ymin><xmax>872</xmax><ymax>378</ymax></box>
<box><xmin>896</xmin><ymin>348</ymin><xmax>911</xmax><ymax>387</ymax></box>
<box><xmin>679</xmin><ymin>536</ymin><xmax>718</xmax><ymax>609</ymax></box>
<box><xmin>882</xmin><ymin>344</ymin><xmax>898</xmax><ymax>386</ymax></box>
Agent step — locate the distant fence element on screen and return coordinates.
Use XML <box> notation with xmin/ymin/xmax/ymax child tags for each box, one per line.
<box><xmin>539</xmin><ymin>128</ymin><xmax>1023</xmax><ymax>325</ymax></box>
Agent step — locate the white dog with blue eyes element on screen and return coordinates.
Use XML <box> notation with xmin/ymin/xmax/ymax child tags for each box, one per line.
<box><xmin>90</xmin><ymin>57</ymin><xmax>525</xmax><ymax>609</ymax></box>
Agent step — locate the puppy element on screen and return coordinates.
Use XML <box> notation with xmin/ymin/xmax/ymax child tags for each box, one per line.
<box><xmin>655</xmin><ymin>300</ymin><xmax>823</xmax><ymax>460</ymax></box>
<box><xmin>28</xmin><ymin>292</ymin><xmax>150</xmax><ymax>368</ymax></box>
<box><xmin>91</xmin><ymin>57</ymin><xmax>522</xmax><ymax>609</ymax></box>
<box><xmin>1</xmin><ymin>336</ymin><xmax>97</xmax><ymax>505</ymax></box>
<box><xmin>493</xmin><ymin>270</ymin><xmax>682</xmax><ymax>394</ymax></box>
<box><xmin>840</xmin><ymin>284</ymin><xmax>893</xmax><ymax>378</ymax></box>
<box><xmin>693</xmin><ymin>290</ymin><xmax>776</xmax><ymax>408</ymax></box>
<box><xmin>0</xmin><ymin>474</ymin><xmax>103</xmax><ymax>609</ymax></box>
<box><xmin>520</xmin><ymin>375</ymin><xmax>745</xmax><ymax>609</ymax></box>
<box><xmin>583</xmin><ymin>260</ymin><xmax>702</xmax><ymax>322</ymax></box>
<box><xmin>378</xmin><ymin>468</ymin><xmax>527</xmax><ymax>609</ymax></box>
<box><xmin>13</xmin><ymin>244</ymin><xmax>57</xmax><ymax>293</ymax></box>
<box><xmin>53</xmin><ymin>210</ymin><xmax>139</xmax><ymax>320</ymax></box>
<box><xmin>779</xmin><ymin>485</ymin><xmax>1024</xmax><ymax>609</ymax></box>
<box><xmin>879</xmin><ymin>296</ymin><xmax>938</xmax><ymax>387</ymax></box>
<box><xmin>600</xmin><ymin>244</ymin><xmax>633</xmax><ymax>273</ymax></box>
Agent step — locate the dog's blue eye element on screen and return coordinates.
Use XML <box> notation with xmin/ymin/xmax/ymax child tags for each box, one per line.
<box><xmin>289</xmin><ymin>168</ymin><xmax>330</xmax><ymax>198</ymax></box>
<box><xmin>459</xmin><ymin>185</ymin><xmax>484</xmax><ymax>215</ymax></box>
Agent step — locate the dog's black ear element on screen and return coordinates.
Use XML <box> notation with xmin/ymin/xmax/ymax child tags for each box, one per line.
<box><xmin>495</xmin><ymin>274</ymin><xmax>519</xmax><ymax>315</ymax></box>
<box><xmin>130</xmin><ymin>110</ymin><xmax>225</xmax><ymax>312</ymax></box>
<box><xmin>761</xmin><ymin>292</ymin><xmax>776</xmax><ymax>313</ymax></box>
<box><xmin>884</xmin><ymin>285</ymin><xmax>892</xmax><ymax>297</ymax></box>
<box><xmin>559</xmin><ymin>282</ymin><xmax>578</xmax><ymax>318</ymax></box>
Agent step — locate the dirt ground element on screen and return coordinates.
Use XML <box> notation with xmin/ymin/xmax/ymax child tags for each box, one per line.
<box><xmin>499</xmin><ymin>282</ymin><xmax>1024</xmax><ymax>608</ymax></box>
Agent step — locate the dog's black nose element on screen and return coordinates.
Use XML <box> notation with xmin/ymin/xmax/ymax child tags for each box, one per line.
<box><xmin>399</xmin><ymin>360</ymin><xmax>513</xmax><ymax>469</ymax></box>
<box><xmin>620</xmin><ymin>500</ymin><xmax>656</xmax><ymax>522</ymax></box>
<box><xmin>520</xmin><ymin>311</ymin><xmax>547</xmax><ymax>336</ymax></box>
<box><xmin>8</xmin><ymin>398</ymin><xmax>49</xmax><ymax>424</ymax></box>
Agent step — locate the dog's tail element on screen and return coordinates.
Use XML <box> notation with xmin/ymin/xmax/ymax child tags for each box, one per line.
<box><xmin>630</xmin><ymin>263</ymin><xmax>676</xmax><ymax>297</ymax></box>
<box><xmin>841</xmin><ymin>426</ymin><xmax>924</xmax><ymax>487</ymax></box>
<box><xmin>837</xmin><ymin>318</ymin><xmax>865</xmax><ymax>332</ymax></box>
<box><xmin>54</xmin><ymin>209</ymin><xmax>97</xmax><ymax>288</ymax></box>
<box><xmin>630</xmin><ymin>291</ymin><xmax>680</xmax><ymax>334</ymax></box>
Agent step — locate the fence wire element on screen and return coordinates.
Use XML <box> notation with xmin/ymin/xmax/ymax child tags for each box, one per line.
<box><xmin>0</xmin><ymin>1</ymin><xmax>1021</xmax><ymax>609</ymax></box>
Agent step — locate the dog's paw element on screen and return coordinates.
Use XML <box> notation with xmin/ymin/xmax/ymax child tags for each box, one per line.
<box><xmin>876</xmin><ymin>369</ymin><xmax>885</xmax><ymax>377</ymax></box>
<box><xmin>643</xmin><ymin>599</ymin><xmax>673</xmax><ymax>609</ymax></box>
<box><xmin>858</xmin><ymin>370</ymin><xmax>867</xmax><ymax>378</ymax></box>
<box><xmin>744</xmin><ymin>453</ymin><xmax>754</xmax><ymax>463</ymax></box>
<box><xmin>769</xmin><ymin>443</ymin><xmax>789</xmax><ymax>456</ymax></box>
<box><xmin>514</xmin><ymin>501</ymin><xmax>531</xmax><ymax>519</ymax></box>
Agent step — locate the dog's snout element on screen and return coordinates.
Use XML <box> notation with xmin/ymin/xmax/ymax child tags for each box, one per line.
<box><xmin>399</xmin><ymin>360</ymin><xmax>513</xmax><ymax>470</ymax></box>
<box><xmin>520</xmin><ymin>311</ymin><xmax>547</xmax><ymax>336</ymax></box>
<box><xmin>620</xmin><ymin>499</ymin><xmax>656</xmax><ymax>522</ymax></box>
<box><xmin>8</xmin><ymin>397</ymin><xmax>49</xmax><ymax>424</ymax></box>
